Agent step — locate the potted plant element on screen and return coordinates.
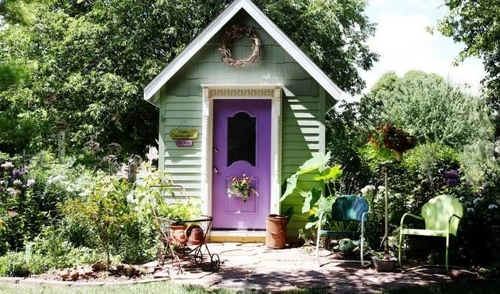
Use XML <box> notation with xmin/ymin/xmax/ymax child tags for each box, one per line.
<box><xmin>371</xmin><ymin>250</ymin><xmax>398</xmax><ymax>272</ymax></box>
<box><xmin>227</xmin><ymin>174</ymin><xmax>259</xmax><ymax>202</ymax></box>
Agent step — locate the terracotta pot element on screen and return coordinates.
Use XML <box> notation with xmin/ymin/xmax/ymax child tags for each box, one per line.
<box><xmin>169</xmin><ymin>224</ymin><xmax>187</xmax><ymax>246</ymax></box>
<box><xmin>186</xmin><ymin>225</ymin><xmax>205</xmax><ymax>245</ymax></box>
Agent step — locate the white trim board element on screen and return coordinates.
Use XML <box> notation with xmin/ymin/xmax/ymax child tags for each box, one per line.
<box><xmin>201</xmin><ymin>84</ymin><xmax>282</xmax><ymax>223</ymax></box>
<box><xmin>144</xmin><ymin>0</ymin><xmax>344</xmax><ymax>106</ymax></box>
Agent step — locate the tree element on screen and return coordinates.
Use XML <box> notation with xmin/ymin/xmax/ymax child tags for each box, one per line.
<box><xmin>0</xmin><ymin>0</ymin><xmax>377</xmax><ymax>155</ymax></box>
<box><xmin>438</xmin><ymin>0</ymin><xmax>500</xmax><ymax>136</ymax></box>
<box><xmin>360</xmin><ymin>71</ymin><xmax>494</xmax><ymax>150</ymax></box>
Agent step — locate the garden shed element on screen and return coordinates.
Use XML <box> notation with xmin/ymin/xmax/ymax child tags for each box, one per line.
<box><xmin>144</xmin><ymin>0</ymin><xmax>344</xmax><ymax>242</ymax></box>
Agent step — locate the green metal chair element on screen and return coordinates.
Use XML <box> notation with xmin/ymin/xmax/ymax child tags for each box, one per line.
<box><xmin>316</xmin><ymin>195</ymin><xmax>369</xmax><ymax>266</ymax></box>
<box><xmin>398</xmin><ymin>194</ymin><xmax>464</xmax><ymax>272</ymax></box>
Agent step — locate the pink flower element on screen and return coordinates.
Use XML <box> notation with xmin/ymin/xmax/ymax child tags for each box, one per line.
<box><xmin>1</xmin><ymin>161</ymin><xmax>14</xmax><ymax>169</ymax></box>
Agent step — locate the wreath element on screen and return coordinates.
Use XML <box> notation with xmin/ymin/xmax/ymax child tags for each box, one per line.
<box><xmin>219</xmin><ymin>25</ymin><xmax>261</xmax><ymax>67</ymax></box>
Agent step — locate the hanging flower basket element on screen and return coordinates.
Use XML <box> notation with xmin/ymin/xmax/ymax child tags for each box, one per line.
<box><xmin>227</xmin><ymin>174</ymin><xmax>258</xmax><ymax>202</ymax></box>
<box><xmin>369</xmin><ymin>123</ymin><xmax>417</xmax><ymax>161</ymax></box>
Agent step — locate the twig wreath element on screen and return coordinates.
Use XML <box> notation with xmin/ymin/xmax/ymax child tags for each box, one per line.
<box><xmin>219</xmin><ymin>25</ymin><xmax>261</xmax><ymax>67</ymax></box>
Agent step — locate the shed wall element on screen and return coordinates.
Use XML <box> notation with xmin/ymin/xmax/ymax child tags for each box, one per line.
<box><xmin>159</xmin><ymin>11</ymin><xmax>326</xmax><ymax>238</ymax></box>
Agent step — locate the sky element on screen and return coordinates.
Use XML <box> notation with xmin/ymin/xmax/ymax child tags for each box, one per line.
<box><xmin>354</xmin><ymin>0</ymin><xmax>485</xmax><ymax>100</ymax></box>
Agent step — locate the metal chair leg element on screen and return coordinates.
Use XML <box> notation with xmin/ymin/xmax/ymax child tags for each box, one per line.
<box><xmin>398</xmin><ymin>230</ymin><xmax>403</xmax><ymax>269</ymax></box>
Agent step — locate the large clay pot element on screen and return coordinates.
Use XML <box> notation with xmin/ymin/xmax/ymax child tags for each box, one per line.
<box><xmin>265</xmin><ymin>214</ymin><xmax>288</xmax><ymax>249</ymax></box>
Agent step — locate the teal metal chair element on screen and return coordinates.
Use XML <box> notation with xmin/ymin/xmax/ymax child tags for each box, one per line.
<box><xmin>398</xmin><ymin>194</ymin><xmax>464</xmax><ymax>272</ymax></box>
<box><xmin>316</xmin><ymin>195</ymin><xmax>369</xmax><ymax>266</ymax></box>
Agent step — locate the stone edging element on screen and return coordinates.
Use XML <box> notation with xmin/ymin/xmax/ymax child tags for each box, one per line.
<box><xmin>0</xmin><ymin>277</ymin><xmax>171</xmax><ymax>287</ymax></box>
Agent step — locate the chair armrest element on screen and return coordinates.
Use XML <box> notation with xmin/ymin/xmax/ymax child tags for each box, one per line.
<box><xmin>446</xmin><ymin>213</ymin><xmax>462</xmax><ymax>233</ymax></box>
<box><xmin>400</xmin><ymin>213</ymin><xmax>424</xmax><ymax>227</ymax></box>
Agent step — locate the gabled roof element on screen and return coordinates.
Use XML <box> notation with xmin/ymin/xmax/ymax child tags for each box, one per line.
<box><xmin>144</xmin><ymin>0</ymin><xmax>345</xmax><ymax>105</ymax></box>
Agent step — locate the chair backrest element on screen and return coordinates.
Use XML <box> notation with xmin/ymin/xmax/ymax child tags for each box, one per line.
<box><xmin>331</xmin><ymin>195</ymin><xmax>369</xmax><ymax>222</ymax></box>
<box><xmin>421</xmin><ymin>194</ymin><xmax>464</xmax><ymax>236</ymax></box>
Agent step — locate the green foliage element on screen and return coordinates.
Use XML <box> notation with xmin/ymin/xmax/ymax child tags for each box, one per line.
<box><xmin>0</xmin><ymin>0</ymin><xmax>377</xmax><ymax>155</ymax></box>
<box><xmin>361</xmin><ymin>71</ymin><xmax>494</xmax><ymax>150</ymax></box>
<box><xmin>281</xmin><ymin>152</ymin><xmax>343</xmax><ymax>229</ymax></box>
<box><xmin>325</xmin><ymin>102</ymin><xmax>373</xmax><ymax>194</ymax></box>
<box><xmin>460</xmin><ymin>140</ymin><xmax>500</xmax><ymax>186</ymax></box>
<box><xmin>62</xmin><ymin>174</ymin><xmax>133</xmax><ymax>267</ymax></box>
<box><xmin>254</xmin><ymin>0</ymin><xmax>378</xmax><ymax>94</ymax></box>
<box><xmin>0</xmin><ymin>251</ymin><xmax>30</xmax><ymax>277</ymax></box>
<box><xmin>438</xmin><ymin>0</ymin><xmax>500</xmax><ymax>134</ymax></box>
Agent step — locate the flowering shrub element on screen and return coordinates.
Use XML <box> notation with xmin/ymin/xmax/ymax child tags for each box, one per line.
<box><xmin>452</xmin><ymin>182</ymin><xmax>500</xmax><ymax>266</ymax></box>
<box><xmin>227</xmin><ymin>174</ymin><xmax>258</xmax><ymax>202</ymax></box>
<box><xmin>0</xmin><ymin>161</ymin><xmax>38</xmax><ymax>252</ymax></box>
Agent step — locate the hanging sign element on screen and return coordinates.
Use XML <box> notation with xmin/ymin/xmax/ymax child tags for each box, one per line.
<box><xmin>170</xmin><ymin>128</ymin><xmax>199</xmax><ymax>140</ymax></box>
<box><xmin>176</xmin><ymin>140</ymin><xmax>193</xmax><ymax>147</ymax></box>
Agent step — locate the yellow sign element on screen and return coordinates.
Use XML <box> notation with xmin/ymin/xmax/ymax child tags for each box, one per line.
<box><xmin>170</xmin><ymin>129</ymin><xmax>199</xmax><ymax>140</ymax></box>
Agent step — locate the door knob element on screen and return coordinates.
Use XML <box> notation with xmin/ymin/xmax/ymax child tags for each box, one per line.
<box><xmin>213</xmin><ymin>167</ymin><xmax>219</xmax><ymax>174</ymax></box>
<box><xmin>213</xmin><ymin>148</ymin><xmax>218</xmax><ymax>154</ymax></box>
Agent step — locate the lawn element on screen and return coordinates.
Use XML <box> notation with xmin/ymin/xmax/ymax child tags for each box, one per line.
<box><xmin>0</xmin><ymin>280</ymin><xmax>499</xmax><ymax>294</ymax></box>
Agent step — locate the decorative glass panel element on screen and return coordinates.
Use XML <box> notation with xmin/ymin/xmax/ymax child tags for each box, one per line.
<box><xmin>227</xmin><ymin>112</ymin><xmax>256</xmax><ymax>166</ymax></box>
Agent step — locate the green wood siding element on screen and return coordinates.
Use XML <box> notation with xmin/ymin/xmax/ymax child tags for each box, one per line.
<box><xmin>281</xmin><ymin>95</ymin><xmax>324</xmax><ymax>237</ymax></box>
<box><xmin>160</xmin><ymin>95</ymin><xmax>203</xmax><ymax>196</ymax></box>
<box><xmin>158</xmin><ymin>11</ymin><xmax>328</xmax><ymax>238</ymax></box>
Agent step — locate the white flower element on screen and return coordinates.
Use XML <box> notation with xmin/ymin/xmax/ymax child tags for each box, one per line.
<box><xmin>48</xmin><ymin>175</ymin><xmax>64</xmax><ymax>184</ymax></box>
<box><xmin>377</xmin><ymin>186</ymin><xmax>385</xmax><ymax>192</ymax></box>
<box><xmin>26</xmin><ymin>179</ymin><xmax>35</xmax><ymax>187</ymax></box>
<box><xmin>146</xmin><ymin>146</ymin><xmax>159</xmax><ymax>161</ymax></box>
<box><xmin>126</xmin><ymin>193</ymin><xmax>136</xmax><ymax>204</ymax></box>
<box><xmin>7</xmin><ymin>188</ymin><xmax>20</xmax><ymax>196</ymax></box>
<box><xmin>360</xmin><ymin>185</ymin><xmax>376</xmax><ymax>196</ymax></box>
<box><xmin>13</xmin><ymin>179</ymin><xmax>22</xmax><ymax>186</ymax></box>
<box><xmin>488</xmin><ymin>204</ymin><xmax>498</xmax><ymax>210</ymax></box>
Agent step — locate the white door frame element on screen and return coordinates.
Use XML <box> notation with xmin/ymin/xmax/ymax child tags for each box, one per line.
<box><xmin>200</xmin><ymin>85</ymin><xmax>282</xmax><ymax>226</ymax></box>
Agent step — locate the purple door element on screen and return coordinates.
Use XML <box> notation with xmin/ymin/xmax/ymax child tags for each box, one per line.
<box><xmin>212</xmin><ymin>99</ymin><xmax>271</xmax><ymax>230</ymax></box>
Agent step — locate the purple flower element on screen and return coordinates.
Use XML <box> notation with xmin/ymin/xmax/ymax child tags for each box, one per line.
<box><xmin>443</xmin><ymin>169</ymin><xmax>460</xmax><ymax>187</ymax></box>
<box><xmin>443</xmin><ymin>170</ymin><xmax>460</xmax><ymax>179</ymax></box>
<box><xmin>445</xmin><ymin>178</ymin><xmax>460</xmax><ymax>187</ymax></box>
<box><xmin>12</xmin><ymin>168</ymin><xmax>27</xmax><ymax>178</ymax></box>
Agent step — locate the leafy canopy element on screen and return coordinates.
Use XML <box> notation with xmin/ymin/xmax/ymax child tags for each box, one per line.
<box><xmin>438</xmin><ymin>0</ymin><xmax>500</xmax><ymax>133</ymax></box>
<box><xmin>360</xmin><ymin>71</ymin><xmax>494</xmax><ymax>150</ymax></box>
<box><xmin>0</xmin><ymin>0</ymin><xmax>377</xmax><ymax>155</ymax></box>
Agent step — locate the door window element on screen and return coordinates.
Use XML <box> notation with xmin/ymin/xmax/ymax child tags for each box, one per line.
<box><xmin>227</xmin><ymin>112</ymin><xmax>256</xmax><ymax>166</ymax></box>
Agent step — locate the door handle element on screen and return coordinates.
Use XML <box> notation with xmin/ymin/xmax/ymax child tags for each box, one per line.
<box><xmin>213</xmin><ymin>167</ymin><xmax>219</xmax><ymax>174</ymax></box>
<box><xmin>213</xmin><ymin>148</ymin><xmax>218</xmax><ymax>154</ymax></box>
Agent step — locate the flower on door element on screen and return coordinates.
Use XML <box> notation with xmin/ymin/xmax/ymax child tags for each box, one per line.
<box><xmin>227</xmin><ymin>174</ymin><xmax>258</xmax><ymax>202</ymax></box>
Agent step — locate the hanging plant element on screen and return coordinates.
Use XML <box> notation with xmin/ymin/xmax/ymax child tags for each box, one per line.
<box><xmin>227</xmin><ymin>174</ymin><xmax>258</xmax><ymax>202</ymax></box>
<box><xmin>367</xmin><ymin>123</ymin><xmax>416</xmax><ymax>161</ymax></box>
<box><xmin>219</xmin><ymin>25</ymin><xmax>261</xmax><ymax>67</ymax></box>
